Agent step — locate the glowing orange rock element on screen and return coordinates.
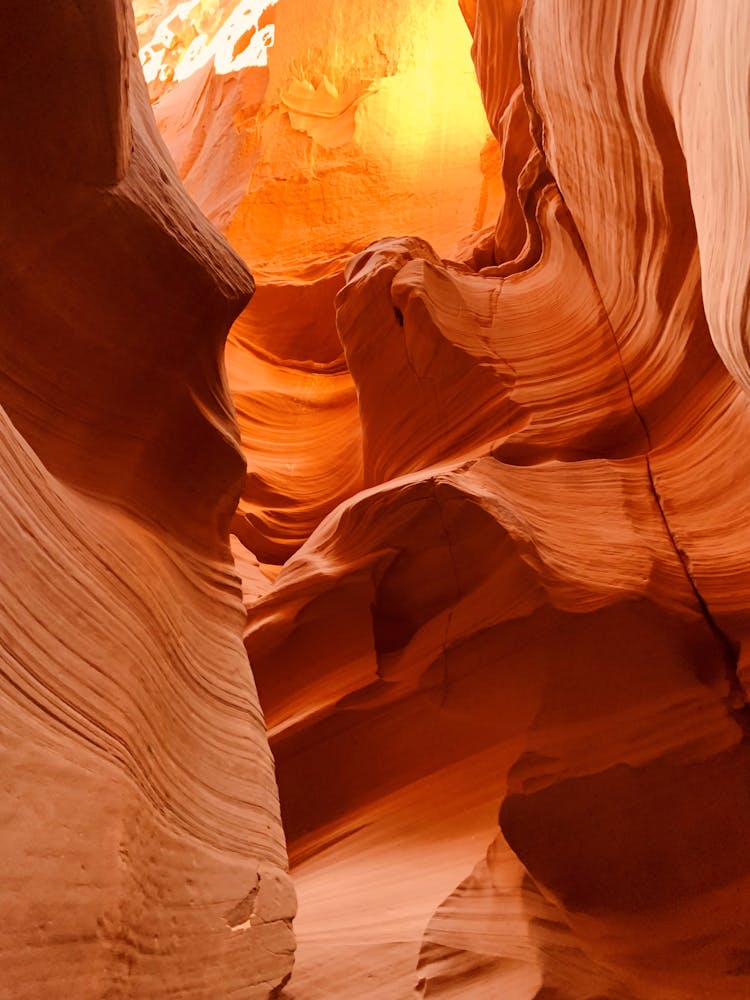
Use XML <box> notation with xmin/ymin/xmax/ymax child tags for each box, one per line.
<box><xmin>23</xmin><ymin>1</ymin><xmax>746</xmax><ymax>998</ymax></box>
<box><xmin>235</xmin><ymin>1</ymin><xmax>750</xmax><ymax>997</ymax></box>
<box><xmin>136</xmin><ymin>0</ymin><xmax>502</xmax><ymax>561</ymax></box>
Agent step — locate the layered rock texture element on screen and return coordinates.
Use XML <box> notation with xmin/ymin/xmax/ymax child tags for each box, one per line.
<box><xmin>4</xmin><ymin>0</ymin><xmax>750</xmax><ymax>998</ymax></box>
<box><xmin>0</xmin><ymin>4</ymin><xmax>293</xmax><ymax>998</ymax></box>
<box><xmin>134</xmin><ymin>0</ymin><xmax>501</xmax><ymax>564</ymax></box>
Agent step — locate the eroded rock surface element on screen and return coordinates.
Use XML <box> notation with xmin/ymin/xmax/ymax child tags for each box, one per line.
<box><xmin>6</xmin><ymin>0</ymin><xmax>750</xmax><ymax>998</ymax></box>
<box><xmin>239</xmin><ymin>1</ymin><xmax>750</xmax><ymax>997</ymax></box>
<box><xmin>135</xmin><ymin>0</ymin><xmax>500</xmax><ymax>563</ymax></box>
<box><xmin>0</xmin><ymin>4</ymin><xmax>294</xmax><ymax>997</ymax></box>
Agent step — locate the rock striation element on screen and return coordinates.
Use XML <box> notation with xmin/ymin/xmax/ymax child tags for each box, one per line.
<box><xmin>135</xmin><ymin>0</ymin><xmax>500</xmax><ymax>564</ymax></box>
<box><xmin>4</xmin><ymin>0</ymin><xmax>750</xmax><ymax>999</ymax></box>
<box><xmin>0</xmin><ymin>3</ymin><xmax>294</xmax><ymax>997</ymax></box>
<box><xmin>239</xmin><ymin>0</ymin><xmax>750</xmax><ymax>997</ymax></box>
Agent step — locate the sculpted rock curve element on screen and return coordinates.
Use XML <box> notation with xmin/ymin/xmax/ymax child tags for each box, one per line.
<box><xmin>0</xmin><ymin>3</ymin><xmax>295</xmax><ymax>996</ymax></box>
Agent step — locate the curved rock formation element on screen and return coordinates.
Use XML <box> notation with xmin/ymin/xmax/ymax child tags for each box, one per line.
<box><xmin>6</xmin><ymin>1</ymin><xmax>750</xmax><ymax>998</ymax></box>
<box><xmin>0</xmin><ymin>4</ymin><xmax>293</xmax><ymax>997</ymax></box>
<box><xmin>238</xmin><ymin>1</ymin><xmax>750</xmax><ymax>997</ymax></box>
<box><xmin>136</xmin><ymin>0</ymin><xmax>501</xmax><ymax>562</ymax></box>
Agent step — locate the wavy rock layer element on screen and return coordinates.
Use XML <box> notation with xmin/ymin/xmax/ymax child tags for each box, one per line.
<box><xmin>235</xmin><ymin>1</ymin><xmax>750</xmax><ymax>998</ymax></box>
<box><xmin>135</xmin><ymin>0</ymin><xmax>500</xmax><ymax>562</ymax></box>
<box><xmin>0</xmin><ymin>4</ymin><xmax>293</xmax><ymax>997</ymax></box>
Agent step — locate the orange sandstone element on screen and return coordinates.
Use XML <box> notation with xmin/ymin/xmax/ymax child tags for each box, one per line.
<box><xmin>2</xmin><ymin>2</ymin><xmax>750</xmax><ymax>999</ymax></box>
<box><xmin>0</xmin><ymin>3</ymin><xmax>293</xmax><ymax>997</ymax></box>
<box><xmin>136</xmin><ymin>0</ymin><xmax>502</xmax><ymax>561</ymax></box>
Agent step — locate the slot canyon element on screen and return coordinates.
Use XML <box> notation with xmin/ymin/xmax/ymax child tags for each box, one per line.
<box><xmin>2</xmin><ymin>0</ymin><xmax>750</xmax><ymax>997</ymax></box>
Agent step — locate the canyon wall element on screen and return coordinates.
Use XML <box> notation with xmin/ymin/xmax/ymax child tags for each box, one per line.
<box><xmin>3</xmin><ymin>1</ymin><xmax>750</xmax><ymax>998</ymax></box>
<box><xmin>0</xmin><ymin>4</ymin><xmax>294</xmax><ymax>998</ymax></box>
<box><xmin>139</xmin><ymin>1</ymin><xmax>750</xmax><ymax>996</ymax></box>
<box><xmin>135</xmin><ymin>0</ymin><xmax>501</xmax><ymax>565</ymax></box>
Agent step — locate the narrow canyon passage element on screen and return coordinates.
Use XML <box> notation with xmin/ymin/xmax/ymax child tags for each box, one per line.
<box><xmin>2</xmin><ymin>1</ymin><xmax>750</xmax><ymax>998</ymax></box>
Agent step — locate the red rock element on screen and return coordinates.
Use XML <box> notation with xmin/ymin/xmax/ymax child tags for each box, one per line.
<box><xmin>241</xmin><ymin>0</ymin><xmax>750</xmax><ymax>995</ymax></box>
<box><xmin>136</xmin><ymin>0</ymin><xmax>501</xmax><ymax>561</ymax></box>
<box><xmin>6</xmin><ymin>1</ymin><xmax>750</xmax><ymax>998</ymax></box>
<box><xmin>0</xmin><ymin>3</ymin><xmax>293</xmax><ymax>996</ymax></box>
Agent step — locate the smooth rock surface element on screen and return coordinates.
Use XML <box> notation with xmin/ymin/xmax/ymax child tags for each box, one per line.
<box><xmin>135</xmin><ymin>0</ymin><xmax>501</xmax><ymax>561</ymax></box>
<box><xmin>6</xmin><ymin>0</ymin><xmax>750</xmax><ymax>998</ymax></box>
<box><xmin>0</xmin><ymin>3</ymin><xmax>294</xmax><ymax>997</ymax></box>
<box><xmin>238</xmin><ymin>1</ymin><xmax>750</xmax><ymax>996</ymax></box>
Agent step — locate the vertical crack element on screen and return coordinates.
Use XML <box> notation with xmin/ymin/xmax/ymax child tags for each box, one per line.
<box><xmin>515</xmin><ymin>6</ymin><xmax>743</xmax><ymax>711</ymax></box>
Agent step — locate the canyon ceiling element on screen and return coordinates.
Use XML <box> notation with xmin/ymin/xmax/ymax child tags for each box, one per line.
<box><xmin>2</xmin><ymin>1</ymin><xmax>750</xmax><ymax>998</ymax></box>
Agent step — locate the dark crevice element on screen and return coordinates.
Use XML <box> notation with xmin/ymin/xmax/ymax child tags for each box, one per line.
<box><xmin>431</xmin><ymin>482</ymin><xmax>461</xmax><ymax>708</ymax></box>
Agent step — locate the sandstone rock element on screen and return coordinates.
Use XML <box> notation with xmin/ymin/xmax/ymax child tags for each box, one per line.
<box><xmin>136</xmin><ymin>0</ymin><xmax>500</xmax><ymax>561</ymax></box>
<box><xmin>0</xmin><ymin>3</ymin><xmax>294</xmax><ymax>996</ymax></box>
<box><xmin>6</xmin><ymin>0</ymin><xmax>750</xmax><ymax>998</ymax></box>
<box><xmin>239</xmin><ymin>1</ymin><xmax>750</xmax><ymax>996</ymax></box>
